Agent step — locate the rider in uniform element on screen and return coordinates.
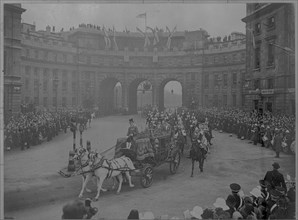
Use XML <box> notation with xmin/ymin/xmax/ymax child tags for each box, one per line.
<box><xmin>127</xmin><ymin>118</ymin><xmax>139</xmax><ymax>139</ymax></box>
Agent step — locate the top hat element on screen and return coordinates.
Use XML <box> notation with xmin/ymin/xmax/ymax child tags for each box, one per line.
<box><xmin>230</xmin><ymin>183</ymin><xmax>241</xmax><ymax>193</ymax></box>
<box><xmin>272</xmin><ymin>162</ymin><xmax>280</xmax><ymax>169</ymax></box>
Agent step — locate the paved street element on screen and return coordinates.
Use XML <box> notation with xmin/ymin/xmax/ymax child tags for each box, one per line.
<box><xmin>4</xmin><ymin>115</ymin><xmax>296</xmax><ymax>219</ymax></box>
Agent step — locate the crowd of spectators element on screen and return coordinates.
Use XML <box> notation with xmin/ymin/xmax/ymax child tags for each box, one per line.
<box><xmin>61</xmin><ymin>162</ymin><xmax>295</xmax><ymax>219</ymax></box>
<box><xmin>182</xmin><ymin>107</ymin><xmax>295</xmax><ymax>156</ymax></box>
<box><xmin>4</xmin><ymin>109</ymin><xmax>93</xmax><ymax>151</ymax></box>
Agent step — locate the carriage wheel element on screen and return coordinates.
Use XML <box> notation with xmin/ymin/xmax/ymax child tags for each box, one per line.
<box><xmin>140</xmin><ymin>165</ymin><xmax>153</xmax><ymax>188</ymax></box>
<box><xmin>170</xmin><ymin>151</ymin><xmax>181</xmax><ymax>174</ymax></box>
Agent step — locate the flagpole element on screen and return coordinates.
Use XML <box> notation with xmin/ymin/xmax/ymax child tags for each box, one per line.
<box><xmin>145</xmin><ymin>13</ymin><xmax>147</xmax><ymax>33</ymax></box>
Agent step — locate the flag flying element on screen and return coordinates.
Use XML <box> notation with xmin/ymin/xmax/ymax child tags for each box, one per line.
<box><xmin>146</xmin><ymin>26</ymin><xmax>159</xmax><ymax>46</ymax></box>
<box><xmin>136</xmin><ymin>13</ymin><xmax>146</xmax><ymax>18</ymax></box>
<box><xmin>166</xmin><ymin>26</ymin><xmax>177</xmax><ymax>49</ymax></box>
<box><xmin>113</xmin><ymin>26</ymin><xmax>118</xmax><ymax>51</ymax></box>
<box><xmin>137</xmin><ymin>27</ymin><xmax>150</xmax><ymax>48</ymax></box>
<box><xmin>103</xmin><ymin>26</ymin><xmax>111</xmax><ymax>49</ymax></box>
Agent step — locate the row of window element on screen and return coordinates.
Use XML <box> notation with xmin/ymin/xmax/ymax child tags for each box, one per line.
<box><xmin>204</xmin><ymin>52</ymin><xmax>245</xmax><ymax>65</ymax></box>
<box><xmin>204</xmin><ymin>72</ymin><xmax>238</xmax><ymax>88</ymax></box>
<box><xmin>26</xmin><ymin>96</ymin><xmax>78</xmax><ymax>107</ymax></box>
<box><xmin>254</xmin><ymin>38</ymin><xmax>275</xmax><ymax>69</ymax></box>
<box><xmin>205</xmin><ymin>94</ymin><xmax>237</xmax><ymax>107</ymax></box>
<box><xmin>254</xmin><ymin>15</ymin><xmax>275</xmax><ymax>35</ymax></box>
<box><xmin>24</xmin><ymin>48</ymin><xmax>75</xmax><ymax>63</ymax></box>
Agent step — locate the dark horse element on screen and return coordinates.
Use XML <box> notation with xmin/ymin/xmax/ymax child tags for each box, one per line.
<box><xmin>190</xmin><ymin>139</ymin><xmax>207</xmax><ymax>177</ymax></box>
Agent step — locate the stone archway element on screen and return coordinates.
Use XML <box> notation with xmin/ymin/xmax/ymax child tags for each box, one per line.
<box><xmin>128</xmin><ymin>78</ymin><xmax>153</xmax><ymax>114</ymax></box>
<box><xmin>99</xmin><ymin>77</ymin><xmax>121</xmax><ymax>115</ymax></box>
<box><xmin>158</xmin><ymin>78</ymin><xmax>185</xmax><ymax>111</ymax></box>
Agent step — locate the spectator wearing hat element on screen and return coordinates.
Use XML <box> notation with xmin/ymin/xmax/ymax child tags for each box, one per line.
<box><xmin>84</xmin><ymin>198</ymin><xmax>98</xmax><ymax>219</ymax></box>
<box><xmin>229</xmin><ymin>183</ymin><xmax>244</xmax><ymax>211</ymax></box>
<box><xmin>265</xmin><ymin>189</ymin><xmax>282</xmax><ymax>219</ymax></box>
<box><xmin>264</xmin><ymin>162</ymin><xmax>287</xmax><ymax>191</ymax></box>
<box><xmin>226</xmin><ymin>195</ymin><xmax>237</xmax><ymax>216</ymax></box>
<box><xmin>127</xmin><ymin>118</ymin><xmax>139</xmax><ymax>138</ymax></box>
<box><xmin>201</xmin><ymin>208</ymin><xmax>214</xmax><ymax>219</ymax></box>
<box><xmin>62</xmin><ymin>200</ymin><xmax>88</xmax><ymax>219</ymax></box>
<box><xmin>259</xmin><ymin>180</ymin><xmax>270</xmax><ymax>202</ymax></box>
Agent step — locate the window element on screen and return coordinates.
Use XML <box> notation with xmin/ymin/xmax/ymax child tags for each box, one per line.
<box><xmin>72</xmin><ymin>97</ymin><xmax>77</xmax><ymax>106</ymax></box>
<box><xmin>191</xmin><ymin>73</ymin><xmax>196</xmax><ymax>80</ymax></box>
<box><xmin>35</xmin><ymin>50</ymin><xmax>39</xmax><ymax>59</ymax></box>
<box><xmin>62</xmin><ymin>81</ymin><xmax>67</xmax><ymax>92</ymax></box>
<box><xmin>53</xmin><ymin>97</ymin><xmax>57</xmax><ymax>106</ymax></box>
<box><xmin>43</xmin><ymin>80</ymin><xmax>48</xmax><ymax>93</ymax></box>
<box><xmin>26</xmin><ymin>49</ymin><xmax>30</xmax><ymax>58</ymax></box>
<box><xmin>25</xmin><ymin>78</ymin><xmax>29</xmax><ymax>90</ymax></box>
<box><xmin>255</xmin><ymin>46</ymin><xmax>261</xmax><ymax>69</ymax></box>
<box><xmin>255</xmin><ymin>23</ymin><xmax>261</xmax><ymax>35</ymax></box>
<box><xmin>72</xmin><ymin>82</ymin><xmax>76</xmax><ymax>92</ymax></box>
<box><xmin>267</xmin><ymin>41</ymin><xmax>275</xmax><ymax>66</ymax></box>
<box><xmin>25</xmin><ymin>66</ymin><xmax>30</xmax><ymax>75</ymax></box>
<box><xmin>34</xmin><ymin>80</ymin><xmax>39</xmax><ymax>91</ymax></box>
<box><xmin>4</xmin><ymin>51</ymin><xmax>7</xmax><ymax>74</ymax></box>
<box><xmin>62</xmin><ymin>97</ymin><xmax>67</xmax><ymax>107</ymax></box>
<box><xmin>4</xmin><ymin>16</ymin><xmax>8</xmax><ymax>36</ymax></box>
<box><xmin>34</xmin><ymin>68</ymin><xmax>39</xmax><ymax>78</ymax></box>
<box><xmin>43</xmin><ymin>97</ymin><xmax>48</xmax><ymax>107</ymax></box>
<box><xmin>203</xmin><ymin>95</ymin><xmax>207</xmax><ymax>106</ymax></box>
<box><xmin>214</xmin><ymin>74</ymin><xmax>218</xmax><ymax>86</ymax></box>
<box><xmin>204</xmin><ymin>74</ymin><xmax>209</xmax><ymax>88</ymax></box>
<box><xmin>214</xmin><ymin>95</ymin><xmax>218</xmax><ymax>107</ymax></box>
<box><xmin>223</xmin><ymin>95</ymin><xmax>227</xmax><ymax>106</ymax></box>
<box><xmin>268</xmin><ymin>78</ymin><xmax>273</xmax><ymax>89</ymax></box>
<box><xmin>254</xmin><ymin>80</ymin><xmax>260</xmax><ymax>90</ymax></box>
<box><xmin>267</xmin><ymin>16</ymin><xmax>275</xmax><ymax>29</ymax></box>
<box><xmin>34</xmin><ymin>97</ymin><xmax>39</xmax><ymax>105</ymax></box>
<box><xmin>223</xmin><ymin>74</ymin><xmax>228</xmax><ymax>86</ymax></box>
<box><xmin>44</xmin><ymin>51</ymin><xmax>48</xmax><ymax>60</ymax></box>
<box><xmin>232</xmin><ymin>95</ymin><xmax>236</xmax><ymax>107</ymax></box>
<box><xmin>233</xmin><ymin>73</ymin><xmax>237</xmax><ymax>85</ymax></box>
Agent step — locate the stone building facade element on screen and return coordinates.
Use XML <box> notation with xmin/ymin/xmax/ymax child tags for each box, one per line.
<box><xmin>242</xmin><ymin>3</ymin><xmax>295</xmax><ymax>115</ymax></box>
<box><xmin>9</xmin><ymin>4</ymin><xmax>247</xmax><ymax>115</ymax></box>
<box><xmin>3</xmin><ymin>4</ymin><xmax>26</xmax><ymax>120</ymax></box>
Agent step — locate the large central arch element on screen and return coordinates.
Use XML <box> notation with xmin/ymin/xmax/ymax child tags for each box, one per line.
<box><xmin>128</xmin><ymin>78</ymin><xmax>153</xmax><ymax>114</ymax></box>
<box><xmin>158</xmin><ymin>78</ymin><xmax>184</xmax><ymax>111</ymax></box>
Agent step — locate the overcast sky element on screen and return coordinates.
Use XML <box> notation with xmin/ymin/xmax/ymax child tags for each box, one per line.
<box><xmin>22</xmin><ymin>3</ymin><xmax>246</xmax><ymax>38</ymax></box>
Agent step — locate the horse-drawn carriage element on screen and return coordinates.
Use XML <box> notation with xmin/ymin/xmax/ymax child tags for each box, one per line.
<box><xmin>114</xmin><ymin>129</ymin><xmax>181</xmax><ymax>188</ymax></box>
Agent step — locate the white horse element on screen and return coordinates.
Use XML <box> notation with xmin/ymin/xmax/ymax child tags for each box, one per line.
<box><xmin>73</xmin><ymin>147</ymin><xmax>102</xmax><ymax>195</ymax></box>
<box><xmin>83</xmin><ymin>152</ymin><xmax>135</xmax><ymax>200</ymax></box>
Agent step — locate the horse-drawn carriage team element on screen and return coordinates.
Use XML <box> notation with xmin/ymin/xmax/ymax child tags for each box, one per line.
<box><xmin>68</xmin><ymin>109</ymin><xmax>214</xmax><ymax>197</ymax></box>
